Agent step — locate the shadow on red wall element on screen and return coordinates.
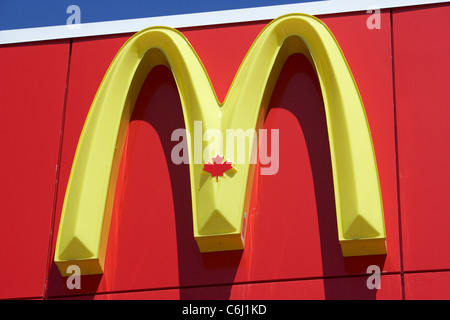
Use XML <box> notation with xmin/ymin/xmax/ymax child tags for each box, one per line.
<box><xmin>116</xmin><ymin>65</ymin><xmax>243</xmax><ymax>299</ymax></box>
<box><xmin>260</xmin><ymin>53</ymin><xmax>386</xmax><ymax>299</ymax></box>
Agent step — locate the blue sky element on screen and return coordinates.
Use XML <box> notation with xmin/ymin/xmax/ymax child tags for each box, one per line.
<box><xmin>0</xmin><ymin>0</ymin><xmax>322</xmax><ymax>30</ymax></box>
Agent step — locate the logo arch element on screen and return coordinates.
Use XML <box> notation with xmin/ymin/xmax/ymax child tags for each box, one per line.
<box><xmin>55</xmin><ymin>14</ymin><xmax>386</xmax><ymax>276</ymax></box>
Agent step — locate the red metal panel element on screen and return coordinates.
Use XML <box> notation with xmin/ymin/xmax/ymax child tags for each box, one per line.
<box><xmin>0</xmin><ymin>40</ymin><xmax>70</xmax><ymax>299</ymax></box>
<box><xmin>405</xmin><ymin>271</ymin><xmax>450</xmax><ymax>299</ymax></box>
<box><xmin>50</xmin><ymin>274</ymin><xmax>401</xmax><ymax>300</ymax></box>
<box><xmin>51</xmin><ymin>288</ymin><xmax>180</xmax><ymax>300</ymax></box>
<box><xmin>45</xmin><ymin>34</ymin><xmax>133</xmax><ymax>298</ymax></box>
<box><xmin>181</xmin><ymin>22</ymin><xmax>267</xmax><ymax>104</ymax></box>
<box><xmin>393</xmin><ymin>3</ymin><xmax>450</xmax><ymax>272</ymax></box>
<box><xmin>182</xmin><ymin>274</ymin><xmax>402</xmax><ymax>300</ymax></box>
<box><xmin>46</xmin><ymin>11</ymin><xmax>399</xmax><ymax>298</ymax></box>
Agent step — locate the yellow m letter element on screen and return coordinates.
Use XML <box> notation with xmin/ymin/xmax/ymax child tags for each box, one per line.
<box><xmin>55</xmin><ymin>14</ymin><xmax>386</xmax><ymax>276</ymax></box>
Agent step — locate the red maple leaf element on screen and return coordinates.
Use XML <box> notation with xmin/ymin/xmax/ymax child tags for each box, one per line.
<box><xmin>202</xmin><ymin>155</ymin><xmax>233</xmax><ymax>180</ymax></box>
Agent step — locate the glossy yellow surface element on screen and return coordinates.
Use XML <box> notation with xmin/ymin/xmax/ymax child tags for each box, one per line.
<box><xmin>55</xmin><ymin>14</ymin><xmax>386</xmax><ymax>276</ymax></box>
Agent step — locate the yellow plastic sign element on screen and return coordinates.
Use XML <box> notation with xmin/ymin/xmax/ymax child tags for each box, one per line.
<box><xmin>54</xmin><ymin>14</ymin><xmax>386</xmax><ymax>276</ymax></box>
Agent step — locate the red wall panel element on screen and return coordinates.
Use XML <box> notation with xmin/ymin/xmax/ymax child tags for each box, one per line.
<box><xmin>45</xmin><ymin>34</ymin><xmax>134</xmax><ymax>298</ymax></box>
<box><xmin>0</xmin><ymin>40</ymin><xmax>70</xmax><ymax>299</ymax></box>
<box><xmin>52</xmin><ymin>274</ymin><xmax>402</xmax><ymax>300</ymax></box>
<box><xmin>405</xmin><ymin>271</ymin><xmax>450</xmax><ymax>300</ymax></box>
<box><xmin>393</xmin><ymin>3</ymin><xmax>450</xmax><ymax>272</ymax></box>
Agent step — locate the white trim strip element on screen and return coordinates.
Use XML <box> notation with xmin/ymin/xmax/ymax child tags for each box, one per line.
<box><xmin>1</xmin><ymin>0</ymin><xmax>448</xmax><ymax>44</ymax></box>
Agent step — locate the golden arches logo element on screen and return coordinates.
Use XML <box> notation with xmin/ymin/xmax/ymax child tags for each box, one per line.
<box><xmin>54</xmin><ymin>14</ymin><xmax>386</xmax><ymax>276</ymax></box>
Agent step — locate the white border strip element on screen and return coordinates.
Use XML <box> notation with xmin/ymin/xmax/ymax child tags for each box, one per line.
<box><xmin>1</xmin><ymin>0</ymin><xmax>449</xmax><ymax>44</ymax></box>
